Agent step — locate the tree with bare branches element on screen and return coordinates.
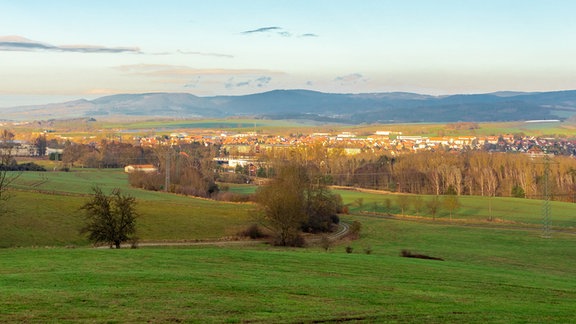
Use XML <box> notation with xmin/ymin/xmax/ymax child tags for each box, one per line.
<box><xmin>0</xmin><ymin>129</ymin><xmax>19</xmax><ymax>214</ymax></box>
<box><xmin>80</xmin><ymin>187</ymin><xmax>138</xmax><ymax>248</ymax></box>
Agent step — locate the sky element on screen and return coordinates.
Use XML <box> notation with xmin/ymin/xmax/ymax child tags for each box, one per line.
<box><xmin>1</xmin><ymin>0</ymin><xmax>576</xmax><ymax>107</ymax></box>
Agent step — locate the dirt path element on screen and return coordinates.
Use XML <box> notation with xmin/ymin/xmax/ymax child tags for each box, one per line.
<box><xmin>101</xmin><ymin>222</ymin><xmax>352</xmax><ymax>249</ymax></box>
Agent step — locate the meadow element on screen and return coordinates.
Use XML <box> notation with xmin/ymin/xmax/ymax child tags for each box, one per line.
<box><xmin>1</xmin><ymin>168</ymin><xmax>576</xmax><ymax>322</ymax></box>
<box><xmin>1</xmin><ymin>216</ymin><xmax>575</xmax><ymax>322</ymax></box>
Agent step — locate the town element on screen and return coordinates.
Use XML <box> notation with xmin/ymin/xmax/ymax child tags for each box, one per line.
<box><xmin>4</xmin><ymin>124</ymin><xmax>576</xmax><ymax>160</ymax></box>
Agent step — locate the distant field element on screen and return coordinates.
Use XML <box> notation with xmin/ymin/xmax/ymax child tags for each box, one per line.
<box><xmin>337</xmin><ymin>189</ymin><xmax>576</xmax><ymax>229</ymax></box>
<box><xmin>1</xmin><ymin>215</ymin><xmax>575</xmax><ymax>322</ymax></box>
<box><xmin>307</xmin><ymin>120</ymin><xmax>576</xmax><ymax>137</ymax></box>
<box><xmin>102</xmin><ymin>118</ymin><xmax>333</xmax><ymax>134</ymax></box>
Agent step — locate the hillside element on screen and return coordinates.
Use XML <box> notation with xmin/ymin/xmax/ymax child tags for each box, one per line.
<box><xmin>2</xmin><ymin>89</ymin><xmax>576</xmax><ymax>123</ymax></box>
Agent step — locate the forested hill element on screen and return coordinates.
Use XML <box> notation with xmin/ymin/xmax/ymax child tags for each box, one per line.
<box><xmin>2</xmin><ymin>89</ymin><xmax>576</xmax><ymax>123</ymax></box>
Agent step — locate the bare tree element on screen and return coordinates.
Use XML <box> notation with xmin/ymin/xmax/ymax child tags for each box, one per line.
<box><xmin>426</xmin><ymin>196</ymin><xmax>442</xmax><ymax>220</ymax></box>
<box><xmin>255</xmin><ymin>163</ymin><xmax>308</xmax><ymax>246</ymax></box>
<box><xmin>442</xmin><ymin>194</ymin><xmax>461</xmax><ymax>221</ymax></box>
<box><xmin>0</xmin><ymin>130</ymin><xmax>19</xmax><ymax>214</ymax></box>
<box><xmin>255</xmin><ymin>162</ymin><xmax>342</xmax><ymax>246</ymax></box>
<box><xmin>80</xmin><ymin>187</ymin><xmax>138</xmax><ymax>248</ymax></box>
<box><xmin>396</xmin><ymin>194</ymin><xmax>411</xmax><ymax>217</ymax></box>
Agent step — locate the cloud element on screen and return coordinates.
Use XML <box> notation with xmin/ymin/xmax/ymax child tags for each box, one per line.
<box><xmin>0</xmin><ymin>35</ymin><xmax>140</xmax><ymax>53</ymax></box>
<box><xmin>225</xmin><ymin>76</ymin><xmax>273</xmax><ymax>89</ymax></box>
<box><xmin>254</xmin><ymin>76</ymin><xmax>272</xmax><ymax>87</ymax></box>
<box><xmin>177</xmin><ymin>50</ymin><xmax>234</xmax><ymax>58</ymax></box>
<box><xmin>242</xmin><ymin>26</ymin><xmax>282</xmax><ymax>34</ymax></box>
<box><xmin>116</xmin><ymin>64</ymin><xmax>279</xmax><ymax>90</ymax></box>
<box><xmin>242</xmin><ymin>27</ymin><xmax>318</xmax><ymax>39</ymax></box>
<box><xmin>115</xmin><ymin>64</ymin><xmax>282</xmax><ymax>78</ymax></box>
<box><xmin>334</xmin><ymin>73</ymin><xmax>367</xmax><ymax>85</ymax></box>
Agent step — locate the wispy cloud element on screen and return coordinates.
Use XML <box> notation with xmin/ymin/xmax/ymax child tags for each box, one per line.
<box><xmin>334</xmin><ymin>73</ymin><xmax>367</xmax><ymax>85</ymax></box>
<box><xmin>242</xmin><ymin>27</ymin><xmax>318</xmax><ymax>38</ymax></box>
<box><xmin>0</xmin><ymin>35</ymin><xmax>140</xmax><ymax>53</ymax></box>
<box><xmin>241</xmin><ymin>26</ymin><xmax>282</xmax><ymax>34</ymax></box>
<box><xmin>116</xmin><ymin>64</ymin><xmax>281</xmax><ymax>91</ymax></box>
<box><xmin>115</xmin><ymin>64</ymin><xmax>281</xmax><ymax>77</ymax></box>
<box><xmin>225</xmin><ymin>76</ymin><xmax>272</xmax><ymax>89</ymax></box>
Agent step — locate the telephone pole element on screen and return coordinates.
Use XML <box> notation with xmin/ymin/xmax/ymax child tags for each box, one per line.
<box><xmin>165</xmin><ymin>152</ymin><xmax>171</xmax><ymax>192</ymax></box>
<box><xmin>541</xmin><ymin>155</ymin><xmax>551</xmax><ymax>238</ymax></box>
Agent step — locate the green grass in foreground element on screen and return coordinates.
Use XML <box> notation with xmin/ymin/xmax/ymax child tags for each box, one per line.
<box><xmin>1</xmin><ymin>216</ymin><xmax>575</xmax><ymax>323</ymax></box>
<box><xmin>3</xmin><ymin>169</ymin><xmax>576</xmax><ymax>322</ymax></box>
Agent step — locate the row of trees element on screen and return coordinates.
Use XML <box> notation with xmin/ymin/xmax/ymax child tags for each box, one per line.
<box><xmin>58</xmin><ymin>137</ymin><xmax>576</xmax><ymax>203</ymax></box>
<box><xmin>128</xmin><ymin>143</ymin><xmax>219</xmax><ymax>198</ymax></box>
<box><xmin>62</xmin><ymin>140</ymin><xmax>157</xmax><ymax>168</ymax></box>
<box><xmin>260</xmin><ymin>146</ymin><xmax>576</xmax><ymax>201</ymax></box>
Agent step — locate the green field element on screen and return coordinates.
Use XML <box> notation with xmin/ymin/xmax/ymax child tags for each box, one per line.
<box><xmin>2</xmin><ymin>170</ymin><xmax>254</xmax><ymax>247</ymax></box>
<box><xmin>2</xmin><ymin>169</ymin><xmax>576</xmax><ymax>322</ymax></box>
<box><xmin>1</xmin><ymin>216</ymin><xmax>575</xmax><ymax>322</ymax></box>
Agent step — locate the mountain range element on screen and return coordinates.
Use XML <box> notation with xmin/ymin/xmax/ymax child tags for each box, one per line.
<box><xmin>2</xmin><ymin>89</ymin><xmax>576</xmax><ymax>123</ymax></box>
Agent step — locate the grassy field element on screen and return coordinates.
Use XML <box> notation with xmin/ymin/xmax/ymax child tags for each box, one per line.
<box><xmin>0</xmin><ymin>215</ymin><xmax>575</xmax><ymax>322</ymax></box>
<box><xmin>5</xmin><ymin>169</ymin><xmax>576</xmax><ymax>248</ymax></box>
<box><xmin>338</xmin><ymin>189</ymin><xmax>576</xmax><ymax>229</ymax></box>
<box><xmin>2</xmin><ymin>169</ymin><xmax>576</xmax><ymax>322</ymax></box>
<box><xmin>225</xmin><ymin>183</ymin><xmax>576</xmax><ymax>229</ymax></box>
<box><xmin>2</xmin><ymin>169</ymin><xmax>254</xmax><ymax>247</ymax></box>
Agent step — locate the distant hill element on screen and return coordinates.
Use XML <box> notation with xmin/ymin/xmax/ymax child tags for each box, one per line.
<box><xmin>2</xmin><ymin>89</ymin><xmax>576</xmax><ymax>123</ymax></box>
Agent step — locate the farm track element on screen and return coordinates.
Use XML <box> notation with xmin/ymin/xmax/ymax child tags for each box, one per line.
<box><xmin>105</xmin><ymin>222</ymin><xmax>352</xmax><ymax>249</ymax></box>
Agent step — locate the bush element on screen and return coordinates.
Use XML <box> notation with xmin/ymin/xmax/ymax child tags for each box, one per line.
<box><xmin>319</xmin><ymin>234</ymin><xmax>331</xmax><ymax>251</ymax></box>
<box><xmin>345</xmin><ymin>245</ymin><xmax>354</xmax><ymax>253</ymax></box>
<box><xmin>239</xmin><ymin>224</ymin><xmax>266</xmax><ymax>239</ymax></box>
<box><xmin>348</xmin><ymin>221</ymin><xmax>362</xmax><ymax>239</ymax></box>
<box><xmin>271</xmin><ymin>231</ymin><xmax>305</xmax><ymax>247</ymax></box>
<box><xmin>400</xmin><ymin>249</ymin><xmax>444</xmax><ymax>261</ymax></box>
<box><xmin>330</xmin><ymin>214</ymin><xmax>340</xmax><ymax>225</ymax></box>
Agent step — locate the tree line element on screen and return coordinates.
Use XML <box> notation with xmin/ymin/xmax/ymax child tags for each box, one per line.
<box><xmin>259</xmin><ymin>147</ymin><xmax>576</xmax><ymax>202</ymax></box>
<box><xmin>59</xmin><ymin>139</ymin><xmax>576</xmax><ymax>202</ymax></box>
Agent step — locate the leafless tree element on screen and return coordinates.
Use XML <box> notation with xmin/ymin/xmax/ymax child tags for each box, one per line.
<box><xmin>0</xmin><ymin>129</ymin><xmax>20</xmax><ymax>214</ymax></box>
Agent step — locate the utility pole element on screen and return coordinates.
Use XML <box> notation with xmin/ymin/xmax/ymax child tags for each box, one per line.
<box><xmin>541</xmin><ymin>155</ymin><xmax>552</xmax><ymax>238</ymax></box>
<box><xmin>165</xmin><ymin>151</ymin><xmax>171</xmax><ymax>192</ymax></box>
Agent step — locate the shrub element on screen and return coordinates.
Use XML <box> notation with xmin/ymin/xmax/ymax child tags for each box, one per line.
<box><xmin>348</xmin><ymin>221</ymin><xmax>362</xmax><ymax>239</ymax></box>
<box><xmin>330</xmin><ymin>214</ymin><xmax>340</xmax><ymax>225</ymax></box>
<box><xmin>239</xmin><ymin>224</ymin><xmax>266</xmax><ymax>239</ymax></box>
<box><xmin>271</xmin><ymin>231</ymin><xmax>305</xmax><ymax>247</ymax></box>
<box><xmin>400</xmin><ymin>249</ymin><xmax>444</xmax><ymax>261</ymax></box>
<box><xmin>363</xmin><ymin>245</ymin><xmax>373</xmax><ymax>255</ymax></box>
<box><xmin>345</xmin><ymin>245</ymin><xmax>354</xmax><ymax>254</ymax></box>
<box><xmin>319</xmin><ymin>234</ymin><xmax>331</xmax><ymax>252</ymax></box>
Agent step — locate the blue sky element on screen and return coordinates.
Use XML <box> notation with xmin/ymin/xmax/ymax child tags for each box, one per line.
<box><xmin>1</xmin><ymin>0</ymin><xmax>576</xmax><ymax>107</ymax></box>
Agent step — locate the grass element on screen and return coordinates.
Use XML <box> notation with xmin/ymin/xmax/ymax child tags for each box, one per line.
<box><xmin>6</xmin><ymin>169</ymin><xmax>576</xmax><ymax>248</ymax></box>
<box><xmin>2</xmin><ymin>169</ymin><xmax>576</xmax><ymax>322</ymax></box>
<box><xmin>0</xmin><ymin>190</ymin><xmax>254</xmax><ymax>248</ymax></box>
<box><xmin>336</xmin><ymin>189</ymin><xmax>576</xmax><ymax>229</ymax></box>
<box><xmin>2</xmin><ymin>169</ymin><xmax>255</xmax><ymax>247</ymax></box>
<box><xmin>0</xmin><ymin>216</ymin><xmax>575</xmax><ymax>322</ymax></box>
